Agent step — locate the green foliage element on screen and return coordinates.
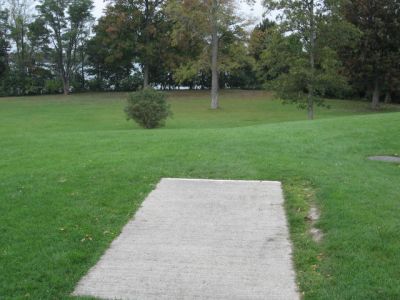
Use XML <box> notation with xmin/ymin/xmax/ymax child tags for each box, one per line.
<box><xmin>0</xmin><ymin>0</ymin><xmax>398</xmax><ymax>103</ymax></box>
<box><xmin>125</xmin><ymin>88</ymin><xmax>172</xmax><ymax>129</ymax></box>
<box><xmin>89</xmin><ymin>0</ymin><xmax>173</xmax><ymax>88</ymax></box>
<box><xmin>167</xmin><ymin>0</ymin><xmax>246</xmax><ymax>88</ymax></box>
<box><xmin>340</xmin><ymin>0</ymin><xmax>400</xmax><ymax>105</ymax></box>
<box><xmin>263</xmin><ymin>32</ymin><xmax>349</xmax><ymax>108</ymax></box>
<box><xmin>37</xmin><ymin>0</ymin><xmax>93</xmax><ymax>94</ymax></box>
<box><xmin>119</xmin><ymin>74</ymin><xmax>142</xmax><ymax>91</ymax></box>
<box><xmin>261</xmin><ymin>0</ymin><xmax>351</xmax><ymax>117</ymax></box>
<box><xmin>86</xmin><ymin>4</ymin><xmax>137</xmax><ymax>87</ymax></box>
<box><xmin>44</xmin><ymin>79</ymin><xmax>63</xmax><ymax>94</ymax></box>
<box><xmin>249</xmin><ymin>19</ymin><xmax>276</xmax><ymax>60</ymax></box>
<box><xmin>0</xmin><ymin>8</ymin><xmax>9</xmax><ymax>80</ymax></box>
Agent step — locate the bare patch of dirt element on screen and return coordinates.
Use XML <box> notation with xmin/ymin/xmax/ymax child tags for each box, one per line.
<box><xmin>306</xmin><ymin>206</ymin><xmax>323</xmax><ymax>243</ymax></box>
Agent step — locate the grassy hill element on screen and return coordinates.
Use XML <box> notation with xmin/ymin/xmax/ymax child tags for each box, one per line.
<box><xmin>1</xmin><ymin>91</ymin><xmax>399</xmax><ymax>299</ymax></box>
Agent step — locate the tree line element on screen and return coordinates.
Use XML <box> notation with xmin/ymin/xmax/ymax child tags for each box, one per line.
<box><xmin>0</xmin><ymin>0</ymin><xmax>399</xmax><ymax>114</ymax></box>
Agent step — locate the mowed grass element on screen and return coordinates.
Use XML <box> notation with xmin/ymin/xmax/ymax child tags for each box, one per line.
<box><xmin>0</xmin><ymin>90</ymin><xmax>399</xmax><ymax>299</ymax></box>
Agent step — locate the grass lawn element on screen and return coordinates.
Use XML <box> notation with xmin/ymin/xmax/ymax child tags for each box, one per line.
<box><xmin>1</xmin><ymin>90</ymin><xmax>399</xmax><ymax>299</ymax></box>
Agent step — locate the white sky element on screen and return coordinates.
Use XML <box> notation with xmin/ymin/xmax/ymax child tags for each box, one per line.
<box><xmin>92</xmin><ymin>0</ymin><xmax>266</xmax><ymax>25</ymax></box>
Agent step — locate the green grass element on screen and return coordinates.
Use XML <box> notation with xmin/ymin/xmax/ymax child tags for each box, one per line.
<box><xmin>1</xmin><ymin>90</ymin><xmax>399</xmax><ymax>299</ymax></box>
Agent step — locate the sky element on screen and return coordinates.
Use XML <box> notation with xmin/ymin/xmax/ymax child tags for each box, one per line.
<box><xmin>92</xmin><ymin>0</ymin><xmax>266</xmax><ymax>25</ymax></box>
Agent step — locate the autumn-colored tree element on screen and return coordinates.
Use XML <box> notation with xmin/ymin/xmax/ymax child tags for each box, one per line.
<box><xmin>86</xmin><ymin>5</ymin><xmax>136</xmax><ymax>90</ymax></box>
<box><xmin>167</xmin><ymin>0</ymin><xmax>247</xmax><ymax>109</ymax></box>
<box><xmin>95</xmin><ymin>0</ymin><xmax>171</xmax><ymax>88</ymax></box>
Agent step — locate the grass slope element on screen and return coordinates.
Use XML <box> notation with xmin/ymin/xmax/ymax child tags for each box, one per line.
<box><xmin>0</xmin><ymin>91</ymin><xmax>399</xmax><ymax>299</ymax></box>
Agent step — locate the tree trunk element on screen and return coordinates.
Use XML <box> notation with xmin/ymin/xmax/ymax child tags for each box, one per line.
<box><xmin>307</xmin><ymin>92</ymin><xmax>314</xmax><ymax>120</ymax></box>
<box><xmin>371</xmin><ymin>79</ymin><xmax>380</xmax><ymax>109</ymax></box>
<box><xmin>62</xmin><ymin>76</ymin><xmax>70</xmax><ymax>95</ymax></box>
<box><xmin>308</xmin><ymin>0</ymin><xmax>315</xmax><ymax>120</ymax></box>
<box><xmin>384</xmin><ymin>90</ymin><xmax>391</xmax><ymax>104</ymax></box>
<box><xmin>210</xmin><ymin>0</ymin><xmax>219</xmax><ymax>109</ymax></box>
<box><xmin>81</xmin><ymin>49</ymin><xmax>85</xmax><ymax>89</ymax></box>
<box><xmin>143</xmin><ymin>64</ymin><xmax>149</xmax><ymax>88</ymax></box>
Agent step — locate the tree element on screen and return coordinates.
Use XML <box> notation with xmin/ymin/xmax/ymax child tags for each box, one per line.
<box><xmin>93</xmin><ymin>0</ymin><xmax>170</xmax><ymax>89</ymax></box>
<box><xmin>218</xmin><ymin>24</ymin><xmax>257</xmax><ymax>89</ymax></box>
<box><xmin>86</xmin><ymin>6</ymin><xmax>136</xmax><ymax>90</ymax></box>
<box><xmin>88</xmin><ymin>3</ymin><xmax>174</xmax><ymax>91</ymax></box>
<box><xmin>249</xmin><ymin>19</ymin><xmax>276</xmax><ymax>61</ymax></box>
<box><xmin>341</xmin><ymin>0</ymin><xmax>400</xmax><ymax>109</ymax></box>
<box><xmin>135</xmin><ymin>0</ymin><xmax>168</xmax><ymax>88</ymax></box>
<box><xmin>263</xmin><ymin>0</ymin><xmax>349</xmax><ymax>119</ymax></box>
<box><xmin>37</xmin><ymin>0</ymin><xmax>93</xmax><ymax>95</ymax></box>
<box><xmin>0</xmin><ymin>6</ymin><xmax>9</xmax><ymax>81</ymax></box>
<box><xmin>7</xmin><ymin>0</ymin><xmax>32</xmax><ymax>91</ymax></box>
<box><xmin>167</xmin><ymin>0</ymin><xmax>246</xmax><ymax>109</ymax></box>
<box><xmin>249</xmin><ymin>19</ymin><xmax>277</xmax><ymax>84</ymax></box>
<box><xmin>0</xmin><ymin>0</ymin><xmax>55</xmax><ymax>95</ymax></box>
<box><xmin>25</xmin><ymin>17</ymin><xmax>52</xmax><ymax>94</ymax></box>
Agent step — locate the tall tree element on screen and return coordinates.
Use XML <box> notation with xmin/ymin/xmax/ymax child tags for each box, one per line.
<box><xmin>249</xmin><ymin>19</ymin><xmax>276</xmax><ymax>62</ymax></box>
<box><xmin>249</xmin><ymin>19</ymin><xmax>277</xmax><ymax>84</ymax></box>
<box><xmin>263</xmin><ymin>0</ymin><xmax>352</xmax><ymax>119</ymax></box>
<box><xmin>0</xmin><ymin>0</ymin><xmax>53</xmax><ymax>95</ymax></box>
<box><xmin>265</xmin><ymin>0</ymin><xmax>319</xmax><ymax>119</ymax></box>
<box><xmin>7</xmin><ymin>0</ymin><xmax>31</xmax><ymax>90</ymax></box>
<box><xmin>0</xmin><ymin>6</ymin><xmax>9</xmax><ymax>80</ymax></box>
<box><xmin>25</xmin><ymin>17</ymin><xmax>52</xmax><ymax>94</ymax></box>
<box><xmin>86</xmin><ymin>4</ymin><xmax>136</xmax><ymax>90</ymax></box>
<box><xmin>90</xmin><ymin>0</ymin><xmax>170</xmax><ymax>87</ymax></box>
<box><xmin>37</xmin><ymin>0</ymin><xmax>93</xmax><ymax>95</ymax></box>
<box><xmin>168</xmin><ymin>0</ymin><xmax>245</xmax><ymax>109</ymax></box>
<box><xmin>137</xmin><ymin>0</ymin><xmax>167</xmax><ymax>88</ymax></box>
<box><xmin>263</xmin><ymin>0</ymin><xmax>349</xmax><ymax>119</ymax></box>
<box><xmin>341</xmin><ymin>0</ymin><xmax>400</xmax><ymax>109</ymax></box>
<box><xmin>96</xmin><ymin>0</ymin><xmax>169</xmax><ymax>88</ymax></box>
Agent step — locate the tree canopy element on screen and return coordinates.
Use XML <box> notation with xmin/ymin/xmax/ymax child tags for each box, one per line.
<box><xmin>0</xmin><ymin>0</ymin><xmax>399</xmax><ymax>113</ymax></box>
<box><xmin>340</xmin><ymin>0</ymin><xmax>400</xmax><ymax>108</ymax></box>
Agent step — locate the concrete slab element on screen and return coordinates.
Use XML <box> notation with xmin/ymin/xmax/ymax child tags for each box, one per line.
<box><xmin>368</xmin><ymin>156</ymin><xmax>400</xmax><ymax>163</ymax></box>
<box><xmin>73</xmin><ymin>178</ymin><xmax>299</xmax><ymax>300</ymax></box>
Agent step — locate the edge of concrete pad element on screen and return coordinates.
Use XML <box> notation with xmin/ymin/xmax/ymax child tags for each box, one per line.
<box><xmin>161</xmin><ymin>177</ymin><xmax>282</xmax><ymax>184</ymax></box>
<box><xmin>368</xmin><ymin>155</ymin><xmax>400</xmax><ymax>163</ymax></box>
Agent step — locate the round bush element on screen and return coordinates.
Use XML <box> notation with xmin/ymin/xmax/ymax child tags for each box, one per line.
<box><xmin>124</xmin><ymin>88</ymin><xmax>172</xmax><ymax>129</ymax></box>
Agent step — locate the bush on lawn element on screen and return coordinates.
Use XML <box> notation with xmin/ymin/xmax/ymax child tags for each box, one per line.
<box><xmin>124</xmin><ymin>88</ymin><xmax>172</xmax><ymax>129</ymax></box>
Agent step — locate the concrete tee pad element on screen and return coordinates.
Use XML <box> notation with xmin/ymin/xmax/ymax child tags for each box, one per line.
<box><xmin>73</xmin><ymin>178</ymin><xmax>299</xmax><ymax>300</ymax></box>
<box><xmin>368</xmin><ymin>155</ymin><xmax>400</xmax><ymax>163</ymax></box>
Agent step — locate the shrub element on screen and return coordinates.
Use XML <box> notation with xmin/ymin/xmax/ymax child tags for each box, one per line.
<box><xmin>119</xmin><ymin>74</ymin><xmax>142</xmax><ymax>91</ymax></box>
<box><xmin>44</xmin><ymin>79</ymin><xmax>63</xmax><ymax>94</ymax></box>
<box><xmin>124</xmin><ymin>88</ymin><xmax>172</xmax><ymax>129</ymax></box>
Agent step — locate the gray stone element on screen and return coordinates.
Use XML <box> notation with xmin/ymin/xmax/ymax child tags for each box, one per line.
<box><xmin>368</xmin><ymin>156</ymin><xmax>400</xmax><ymax>163</ymax></box>
<box><xmin>73</xmin><ymin>178</ymin><xmax>299</xmax><ymax>300</ymax></box>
